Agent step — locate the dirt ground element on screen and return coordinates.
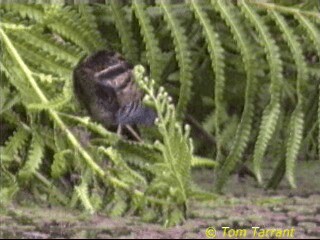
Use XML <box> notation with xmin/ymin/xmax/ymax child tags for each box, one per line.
<box><xmin>1</xmin><ymin>161</ymin><xmax>319</xmax><ymax>239</ymax></box>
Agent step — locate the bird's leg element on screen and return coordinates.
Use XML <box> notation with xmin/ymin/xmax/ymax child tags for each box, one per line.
<box><xmin>117</xmin><ymin>124</ymin><xmax>122</xmax><ymax>136</ymax></box>
<box><xmin>125</xmin><ymin>125</ymin><xmax>142</xmax><ymax>142</ymax></box>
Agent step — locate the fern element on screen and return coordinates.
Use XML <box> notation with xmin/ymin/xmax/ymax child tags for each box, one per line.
<box><xmin>51</xmin><ymin>149</ymin><xmax>72</xmax><ymax>179</ymax></box>
<box><xmin>1</xmin><ymin>127</ymin><xmax>29</xmax><ymax>162</ymax></box>
<box><xmin>109</xmin><ymin>0</ymin><xmax>139</xmax><ymax>63</ymax></box>
<box><xmin>45</xmin><ymin>6</ymin><xmax>103</xmax><ymax>53</ymax></box>
<box><xmin>1</xmin><ymin>4</ymin><xmax>44</xmax><ymax>22</ymax></box>
<box><xmin>132</xmin><ymin>0</ymin><xmax>163</xmax><ymax>83</ymax></box>
<box><xmin>271</xmin><ymin>10</ymin><xmax>307</xmax><ymax>188</ymax></box>
<box><xmin>134</xmin><ymin>65</ymin><xmax>193</xmax><ymax>226</ymax></box>
<box><xmin>213</xmin><ymin>0</ymin><xmax>258</xmax><ymax>191</ymax></box>
<box><xmin>18</xmin><ymin>132</ymin><xmax>44</xmax><ymax>181</ymax></box>
<box><xmin>9</xmin><ymin>28</ymin><xmax>80</xmax><ymax>66</ymax></box>
<box><xmin>99</xmin><ymin>146</ymin><xmax>147</xmax><ymax>187</ymax></box>
<box><xmin>240</xmin><ymin>1</ymin><xmax>284</xmax><ymax>185</ymax></box>
<box><xmin>74</xmin><ymin>181</ymin><xmax>95</xmax><ymax>214</ymax></box>
<box><xmin>293</xmin><ymin>15</ymin><xmax>320</xmax><ymax>164</ymax></box>
<box><xmin>189</xmin><ymin>0</ymin><xmax>225</xmax><ymax>162</ymax></box>
<box><xmin>158</xmin><ymin>0</ymin><xmax>193</xmax><ymax>118</ymax></box>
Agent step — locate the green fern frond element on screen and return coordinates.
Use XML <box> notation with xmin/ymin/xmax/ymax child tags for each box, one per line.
<box><xmin>58</xmin><ymin>113</ymin><xmax>120</xmax><ymax>144</ymax></box>
<box><xmin>18</xmin><ymin>132</ymin><xmax>44</xmax><ymax>181</ymax></box>
<box><xmin>1</xmin><ymin>127</ymin><xmax>29</xmax><ymax>163</ymax></box>
<box><xmin>213</xmin><ymin>0</ymin><xmax>258</xmax><ymax>191</ymax></box>
<box><xmin>9</xmin><ymin>29</ymin><xmax>80</xmax><ymax>66</ymax></box>
<box><xmin>272</xmin><ymin>11</ymin><xmax>308</xmax><ymax>188</ymax></box>
<box><xmin>295</xmin><ymin>14</ymin><xmax>320</xmax><ymax>56</ymax></box>
<box><xmin>190</xmin><ymin>0</ymin><xmax>226</xmax><ymax>162</ymax></box>
<box><xmin>0</xmin><ymin>184</ymin><xmax>19</xmax><ymax>206</ymax></box>
<box><xmin>117</xmin><ymin>140</ymin><xmax>162</xmax><ymax>164</ymax></box>
<box><xmin>240</xmin><ymin>1</ymin><xmax>284</xmax><ymax>184</ymax></box>
<box><xmin>0</xmin><ymin>4</ymin><xmax>44</xmax><ymax>22</ymax></box>
<box><xmin>132</xmin><ymin>0</ymin><xmax>163</xmax><ymax>83</ymax></box>
<box><xmin>99</xmin><ymin>146</ymin><xmax>147</xmax><ymax>187</ymax></box>
<box><xmin>191</xmin><ymin>156</ymin><xmax>218</xmax><ymax>168</ymax></box>
<box><xmin>76</xmin><ymin>4</ymin><xmax>105</xmax><ymax>50</ymax></box>
<box><xmin>158</xmin><ymin>0</ymin><xmax>193</xmax><ymax>118</ymax></box>
<box><xmin>75</xmin><ymin>182</ymin><xmax>95</xmax><ymax>214</ymax></box>
<box><xmin>1</xmin><ymin>53</ymin><xmax>40</xmax><ymax>103</ymax></box>
<box><xmin>134</xmin><ymin>65</ymin><xmax>193</xmax><ymax>225</ymax></box>
<box><xmin>51</xmin><ymin>149</ymin><xmax>72</xmax><ymax>179</ymax></box>
<box><xmin>108</xmin><ymin>194</ymin><xmax>127</xmax><ymax>217</ymax></box>
<box><xmin>9</xmin><ymin>39</ymin><xmax>72</xmax><ymax>78</ymax></box>
<box><xmin>109</xmin><ymin>0</ymin><xmax>139</xmax><ymax>63</ymax></box>
<box><xmin>45</xmin><ymin>6</ymin><xmax>103</xmax><ymax>53</ymax></box>
<box><xmin>285</xmin><ymin>109</ymin><xmax>304</xmax><ymax>188</ymax></box>
<box><xmin>27</xmin><ymin>95</ymin><xmax>69</xmax><ymax>111</ymax></box>
<box><xmin>0</xmin><ymin>86</ymin><xmax>20</xmax><ymax>114</ymax></box>
<box><xmin>27</xmin><ymin>74</ymin><xmax>72</xmax><ymax>111</ymax></box>
<box><xmin>294</xmin><ymin>15</ymin><xmax>320</xmax><ymax>163</ymax></box>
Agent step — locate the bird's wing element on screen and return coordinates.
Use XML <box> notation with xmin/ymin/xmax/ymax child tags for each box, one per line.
<box><xmin>94</xmin><ymin>81</ymin><xmax>119</xmax><ymax>113</ymax></box>
<box><xmin>116</xmin><ymin>101</ymin><xmax>156</xmax><ymax>125</ymax></box>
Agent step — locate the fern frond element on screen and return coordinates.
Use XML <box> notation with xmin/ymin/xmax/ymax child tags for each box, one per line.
<box><xmin>294</xmin><ymin>15</ymin><xmax>320</xmax><ymax>162</ymax></box>
<box><xmin>18</xmin><ymin>132</ymin><xmax>44</xmax><ymax>181</ymax></box>
<box><xmin>27</xmin><ymin>95</ymin><xmax>69</xmax><ymax>111</ymax></box>
<box><xmin>27</xmin><ymin>74</ymin><xmax>72</xmax><ymax>111</ymax></box>
<box><xmin>9</xmin><ymin>29</ymin><xmax>80</xmax><ymax>66</ymax></box>
<box><xmin>285</xmin><ymin>109</ymin><xmax>304</xmax><ymax>188</ymax></box>
<box><xmin>0</xmin><ymin>4</ymin><xmax>44</xmax><ymax>22</ymax></box>
<box><xmin>1</xmin><ymin>53</ymin><xmax>40</xmax><ymax>103</ymax></box>
<box><xmin>132</xmin><ymin>0</ymin><xmax>163</xmax><ymax>83</ymax></box>
<box><xmin>45</xmin><ymin>6</ymin><xmax>103</xmax><ymax>53</ymax></box>
<box><xmin>240</xmin><ymin>1</ymin><xmax>284</xmax><ymax>184</ymax></box>
<box><xmin>191</xmin><ymin>156</ymin><xmax>218</xmax><ymax>168</ymax></box>
<box><xmin>109</xmin><ymin>194</ymin><xmax>127</xmax><ymax>217</ymax></box>
<box><xmin>189</xmin><ymin>0</ymin><xmax>226</xmax><ymax>162</ymax></box>
<box><xmin>51</xmin><ymin>149</ymin><xmax>72</xmax><ymax>179</ymax></box>
<box><xmin>251</xmin><ymin>1</ymin><xmax>320</xmax><ymax>20</ymax></box>
<box><xmin>109</xmin><ymin>0</ymin><xmax>139</xmax><ymax>63</ymax></box>
<box><xmin>213</xmin><ymin>0</ymin><xmax>258</xmax><ymax>191</ymax></box>
<box><xmin>76</xmin><ymin>4</ymin><xmax>105</xmax><ymax>50</ymax></box>
<box><xmin>158</xmin><ymin>0</ymin><xmax>193</xmax><ymax>118</ymax></box>
<box><xmin>295</xmin><ymin>14</ymin><xmax>320</xmax><ymax>58</ymax></box>
<box><xmin>99</xmin><ymin>146</ymin><xmax>147</xmax><ymax>187</ymax></box>
<box><xmin>117</xmin><ymin>140</ymin><xmax>162</xmax><ymax>164</ymax></box>
<box><xmin>58</xmin><ymin>113</ymin><xmax>120</xmax><ymax>144</ymax></box>
<box><xmin>0</xmin><ymin>86</ymin><xmax>20</xmax><ymax>114</ymax></box>
<box><xmin>10</xmin><ymin>39</ymin><xmax>72</xmax><ymax>78</ymax></box>
<box><xmin>271</xmin><ymin>11</ymin><xmax>308</xmax><ymax>188</ymax></box>
<box><xmin>75</xmin><ymin>182</ymin><xmax>95</xmax><ymax>214</ymax></box>
<box><xmin>134</xmin><ymin>65</ymin><xmax>193</xmax><ymax>225</ymax></box>
<box><xmin>1</xmin><ymin>127</ymin><xmax>29</xmax><ymax>163</ymax></box>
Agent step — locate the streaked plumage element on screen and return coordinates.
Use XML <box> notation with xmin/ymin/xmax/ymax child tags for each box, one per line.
<box><xmin>73</xmin><ymin>50</ymin><xmax>156</xmax><ymax>127</ymax></box>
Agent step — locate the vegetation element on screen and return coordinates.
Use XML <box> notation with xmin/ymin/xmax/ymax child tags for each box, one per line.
<box><xmin>0</xmin><ymin>0</ymin><xmax>319</xmax><ymax>226</ymax></box>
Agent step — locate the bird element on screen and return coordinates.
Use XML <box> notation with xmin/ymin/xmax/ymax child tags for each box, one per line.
<box><xmin>73</xmin><ymin>50</ymin><xmax>156</xmax><ymax>138</ymax></box>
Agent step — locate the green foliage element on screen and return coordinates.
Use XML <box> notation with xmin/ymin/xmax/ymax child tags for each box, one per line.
<box><xmin>1</xmin><ymin>0</ymin><xmax>320</xmax><ymax>226</ymax></box>
<box><xmin>213</xmin><ymin>0</ymin><xmax>259</xmax><ymax>191</ymax></box>
<box><xmin>135</xmin><ymin>66</ymin><xmax>193</xmax><ymax>226</ymax></box>
<box><xmin>158</xmin><ymin>0</ymin><xmax>193</xmax><ymax>118</ymax></box>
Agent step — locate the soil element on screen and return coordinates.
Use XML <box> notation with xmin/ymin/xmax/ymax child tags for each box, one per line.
<box><xmin>1</xmin><ymin>161</ymin><xmax>319</xmax><ymax>239</ymax></box>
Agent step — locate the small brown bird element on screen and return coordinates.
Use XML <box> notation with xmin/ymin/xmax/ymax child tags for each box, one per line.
<box><xmin>73</xmin><ymin>50</ymin><xmax>156</xmax><ymax>135</ymax></box>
